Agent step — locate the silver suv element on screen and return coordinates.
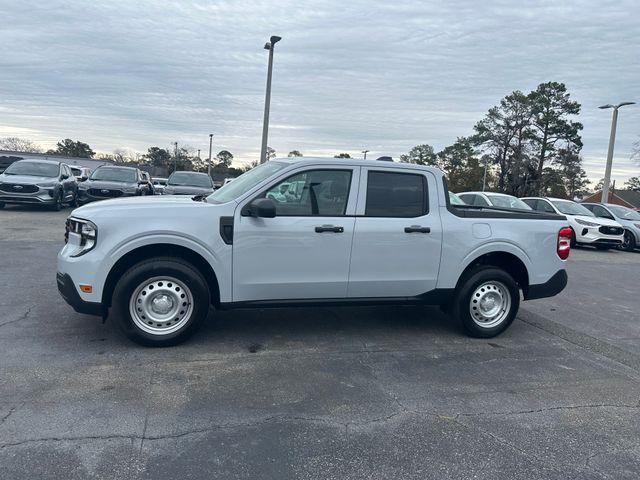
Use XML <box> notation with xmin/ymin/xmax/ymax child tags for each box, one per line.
<box><xmin>0</xmin><ymin>159</ymin><xmax>77</xmax><ymax>210</ymax></box>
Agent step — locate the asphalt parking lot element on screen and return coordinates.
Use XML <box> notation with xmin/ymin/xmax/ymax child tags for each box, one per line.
<box><xmin>1</xmin><ymin>205</ymin><xmax>640</xmax><ymax>479</ymax></box>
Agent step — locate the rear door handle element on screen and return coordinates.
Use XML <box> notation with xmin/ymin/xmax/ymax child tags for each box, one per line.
<box><xmin>315</xmin><ymin>225</ymin><xmax>344</xmax><ymax>233</ymax></box>
<box><xmin>404</xmin><ymin>225</ymin><xmax>431</xmax><ymax>234</ymax></box>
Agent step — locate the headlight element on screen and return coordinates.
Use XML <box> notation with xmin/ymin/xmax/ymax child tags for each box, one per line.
<box><xmin>65</xmin><ymin>217</ymin><xmax>97</xmax><ymax>257</ymax></box>
<box><xmin>37</xmin><ymin>182</ymin><xmax>57</xmax><ymax>188</ymax></box>
<box><xmin>575</xmin><ymin>219</ymin><xmax>599</xmax><ymax>227</ymax></box>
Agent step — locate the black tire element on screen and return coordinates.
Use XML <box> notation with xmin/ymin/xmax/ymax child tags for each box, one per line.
<box><xmin>0</xmin><ymin>202</ymin><xmax>5</xmax><ymax>209</ymax></box>
<box><xmin>69</xmin><ymin>191</ymin><xmax>78</xmax><ymax>208</ymax></box>
<box><xmin>452</xmin><ymin>266</ymin><xmax>520</xmax><ymax>338</ymax></box>
<box><xmin>51</xmin><ymin>191</ymin><xmax>63</xmax><ymax>211</ymax></box>
<box><xmin>570</xmin><ymin>229</ymin><xmax>577</xmax><ymax>248</ymax></box>
<box><xmin>112</xmin><ymin>257</ymin><xmax>211</xmax><ymax>347</ymax></box>
<box><xmin>620</xmin><ymin>231</ymin><xmax>636</xmax><ymax>252</ymax></box>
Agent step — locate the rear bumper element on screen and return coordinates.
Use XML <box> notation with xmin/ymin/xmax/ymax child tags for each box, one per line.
<box><xmin>56</xmin><ymin>272</ymin><xmax>104</xmax><ymax>317</ymax></box>
<box><xmin>525</xmin><ymin>269</ymin><xmax>568</xmax><ymax>300</ymax></box>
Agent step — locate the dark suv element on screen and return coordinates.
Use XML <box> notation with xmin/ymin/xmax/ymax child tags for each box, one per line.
<box><xmin>0</xmin><ymin>159</ymin><xmax>77</xmax><ymax>210</ymax></box>
<box><xmin>77</xmin><ymin>166</ymin><xmax>151</xmax><ymax>204</ymax></box>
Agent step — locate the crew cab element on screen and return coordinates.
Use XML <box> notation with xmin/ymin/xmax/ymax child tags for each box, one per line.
<box><xmin>58</xmin><ymin>158</ymin><xmax>571</xmax><ymax>346</ymax></box>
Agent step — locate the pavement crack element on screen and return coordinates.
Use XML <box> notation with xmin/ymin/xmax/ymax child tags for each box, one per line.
<box><xmin>455</xmin><ymin>403</ymin><xmax>640</xmax><ymax>418</ymax></box>
<box><xmin>1</xmin><ymin>403</ymin><xmax>22</xmax><ymax>425</ymax></box>
<box><xmin>0</xmin><ymin>305</ymin><xmax>34</xmax><ymax>328</ymax></box>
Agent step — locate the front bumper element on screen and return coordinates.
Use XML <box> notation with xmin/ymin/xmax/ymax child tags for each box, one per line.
<box><xmin>77</xmin><ymin>189</ymin><xmax>136</xmax><ymax>204</ymax></box>
<box><xmin>0</xmin><ymin>190</ymin><xmax>56</xmax><ymax>204</ymax></box>
<box><xmin>525</xmin><ymin>269</ymin><xmax>568</xmax><ymax>300</ymax></box>
<box><xmin>575</xmin><ymin>227</ymin><xmax>623</xmax><ymax>246</ymax></box>
<box><xmin>56</xmin><ymin>272</ymin><xmax>104</xmax><ymax>316</ymax></box>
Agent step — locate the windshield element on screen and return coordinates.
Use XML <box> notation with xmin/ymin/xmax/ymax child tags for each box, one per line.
<box><xmin>449</xmin><ymin>192</ymin><xmax>466</xmax><ymax>205</ymax></box>
<box><xmin>168</xmin><ymin>172</ymin><xmax>212</xmax><ymax>188</ymax></box>
<box><xmin>4</xmin><ymin>161</ymin><xmax>59</xmax><ymax>177</ymax></box>
<box><xmin>551</xmin><ymin>200</ymin><xmax>595</xmax><ymax>216</ymax></box>
<box><xmin>208</xmin><ymin>161</ymin><xmax>288</xmax><ymax>203</ymax></box>
<box><xmin>487</xmin><ymin>194</ymin><xmax>532</xmax><ymax>210</ymax></box>
<box><xmin>90</xmin><ymin>167</ymin><xmax>137</xmax><ymax>183</ymax></box>
<box><xmin>608</xmin><ymin>205</ymin><xmax>640</xmax><ymax>220</ymax></box>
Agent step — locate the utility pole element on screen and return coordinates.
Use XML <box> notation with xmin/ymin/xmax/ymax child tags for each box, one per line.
<box><xmin>260</xmin><ymin>35</ymin><xmax>282</xmax><ymax>163</ymax></box>
<box><xmin>173</xmin><ymin>141</ymin><xmax>178</xmax><ymax>173</ymax></box>
<box><xmin>362</xmin><ymin>150</ymin><xmax>369</xmax><ymax>160</ymax></box>
<box><xmin>482</xmin><ymin>156</ymin><xmax>489</xmax><ymax>191</ymax></box>
<box><xmin>208</xmin><ymin>133</ymin><xmax>213</xmax><ymax>178</ymax></box>
<box><xmin>599</xmin><ymin>102</ymin><xmax>635</xmax><ymax>203</ymax></box>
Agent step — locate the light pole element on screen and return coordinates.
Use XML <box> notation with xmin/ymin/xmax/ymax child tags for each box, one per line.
<box><xmin>207</xmin><ymin>133</ymin><xmax>213</xmax><ymax>177</ymax></box>
<box><xmin>173</xmin><ymin>141</ymin><xmax>178</xmax><ymax>173</ymax></box>
<box><xmin>599</xmin><ymin>102</ymin><xmax>635</xmax><ymax>202</ymax></box>
<box><xmin>362</xmin><ymin>150</ymin><xmax>369</xmax><ymax>160</ymax></box>
<box><xmin>260</xmin><ymin>35</ymin><xmax>282</xmax><ymax>164</ymax></box>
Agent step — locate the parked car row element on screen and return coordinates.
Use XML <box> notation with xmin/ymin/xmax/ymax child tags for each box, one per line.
<box><xmin>0</xmin><ymin>158</ymin><xmax>218</xmax><ymax>210</ymax></box>
<box><xmin>451</xmin><ymin>190</ymin><xmax>637</xmax><ymax>252</ymax></box>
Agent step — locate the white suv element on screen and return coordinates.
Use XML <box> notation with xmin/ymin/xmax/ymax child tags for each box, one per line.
<box><xmin>522</xmin><ymin>197</ymin><xmax>624</xmax><ymax>249</ymax></box>
<box><xmin>458</xmin><ymin>191</ymin><xmax>532</xmax><ymax>211</ymax></box>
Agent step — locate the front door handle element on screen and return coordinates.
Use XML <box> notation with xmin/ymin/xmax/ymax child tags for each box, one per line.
<box><xmin>404</xmin><ymin>225</ymin><xmax>431</xmax><ymax>234</ymax></box>
<box><xmin>315</xmin><ymin>225</ymin><xmax>344</xmax><ymax>233</ymax></box>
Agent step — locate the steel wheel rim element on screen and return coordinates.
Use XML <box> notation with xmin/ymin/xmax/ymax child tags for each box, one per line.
<box><xmin>469</xmin><ymin>281</ymin><xmax>511</xmax><ymax>328</ymax></box>
<box><xmin>129</xmin><ymin>276</ymin><xmax>194</xmax><ymax>336</ymax></box>
<box><xmin>622</xmin><ymin>232</ymin><xmax>631</xmax><ymax>250</ymax></box>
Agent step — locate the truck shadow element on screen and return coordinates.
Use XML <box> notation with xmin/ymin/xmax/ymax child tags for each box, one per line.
<box><xmin>195</xmin><ymin>304</ymin><xmax>461</xmax><ymax>348</ymax></box>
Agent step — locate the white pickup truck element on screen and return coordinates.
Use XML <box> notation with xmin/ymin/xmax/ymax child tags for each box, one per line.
<box><xmin>57</xmin><ymin>157</ymin><xmax>571</xmax><ymax>346</ymax></box>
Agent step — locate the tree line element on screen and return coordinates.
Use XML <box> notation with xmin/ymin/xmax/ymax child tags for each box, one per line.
<box><xmin>399</xmin><ymin>82</ymin><xmax>592</xmax><ymax>198</ymax></box>
<box><xmin>2</xmin><ymin>81</ymin><xmax>637</xmax><ymax>195</ymax></box>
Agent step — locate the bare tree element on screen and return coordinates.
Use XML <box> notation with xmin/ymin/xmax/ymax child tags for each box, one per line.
<box><xmin>0</xmin><ymin>137</ymin><xmax>42</xmax><ymax>153</ymax></box>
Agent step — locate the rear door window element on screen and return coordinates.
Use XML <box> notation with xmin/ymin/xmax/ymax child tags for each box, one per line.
<box><xmin>364</xmin><ymin>171</ymin><xmax>427</xmax><ymax>217</ymax></box>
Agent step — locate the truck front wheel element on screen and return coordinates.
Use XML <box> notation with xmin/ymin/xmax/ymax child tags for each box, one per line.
<box><xmin>113</xmin><ymin>257</ymin><xmax>210</xmax><ymax>346</ymax></box>
<box><xmin>452</xmin><ymin>267</ymin><xmax>519</xmax><ymax>338</ymax></box>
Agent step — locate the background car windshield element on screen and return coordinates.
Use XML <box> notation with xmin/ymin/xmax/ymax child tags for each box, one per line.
<box><xmin>209</xmin><ymin>161</ymin><xmax>287</xmax><ymax>203</ymax></box>
<box><xmin>90</xmin><ymin>168</ymin><xmax>137</xmax><ymax>182</ymax></box>
<box><xmin>4</xmin><ymin>161</ymin><xmax>59</xmax><ymax>177</ymax></box>
<box><xmin>608</xmin><ymin>205</ymin><xmax>640</xmax><ymax>220</ymax></box>
<box><xmin>449</xmin><ymin>192</ymin><xmax>465</xmax><ymax>205</ymax></box>
<box><xmin>168</xmin><ymin>172</ymin><xmax>212</xmax><ymax>187</ymax></box>
<box><xmin>551</xmin><ymin>200</ymin><xmax>594</xmax><ymax>216</ymax></box>
<box><xmin>487</xmin><ymin>194</ymin><xmax>531</xmax><ymax>210</ymax></box>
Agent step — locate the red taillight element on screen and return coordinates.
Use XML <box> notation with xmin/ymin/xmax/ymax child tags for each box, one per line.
<box><xmin>557</xmin><ymin>227</ymin><xmax>572</xmax><ymax>260</ymax></box>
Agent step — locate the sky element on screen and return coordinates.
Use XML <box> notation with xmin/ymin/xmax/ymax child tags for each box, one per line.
<box><xmin>0</xmin><ymin>0</ymin><xmax>638</xmax><ymax>185</ymax></box>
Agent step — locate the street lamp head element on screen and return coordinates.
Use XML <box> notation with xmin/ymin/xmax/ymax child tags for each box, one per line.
<box><xmin>264</xmin><ymin>42</ymin><xmax>271</xmax><ymax>50</ymax></box>
<box><xmin>599</xmin><ymin>104</ymin><xmax>614</xmax><ymax>109</ymax></box>
<box><xmin>270</xmin><ymin>35</ymin><xmax>282</xmax><ymax>45</ymax></box>
<box><xmin>209</xmin><ymin>133</ymin><xmax>213</xmax><ymax>138</ymax></box>
<box><xmin>617</xmin><ymin>101</ymin><xmax>635</xmax><ymax>108</ymax></box>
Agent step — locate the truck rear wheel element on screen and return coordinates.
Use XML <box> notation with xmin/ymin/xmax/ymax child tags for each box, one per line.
<box><xmin>452</xmin><ymin>267</ymin><xmax>519</xmax><ymax>338</ymax></box>
<box><xmin>112</xmin><ymin>257</ymin><xmax>210</xmax><ymax>346</ymax></box>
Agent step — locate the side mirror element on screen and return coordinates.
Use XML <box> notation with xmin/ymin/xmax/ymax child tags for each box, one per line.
<box><xmin>243</xmin><ymin>198</ymin><xmax>276</xmax><ymax>218</ymax></box>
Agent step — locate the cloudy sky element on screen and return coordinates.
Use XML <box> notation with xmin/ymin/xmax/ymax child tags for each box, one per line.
<box><xmin>1</xmin><ymin>0</ymin><xmax>638</xmax><ymax>183</ymax></box>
